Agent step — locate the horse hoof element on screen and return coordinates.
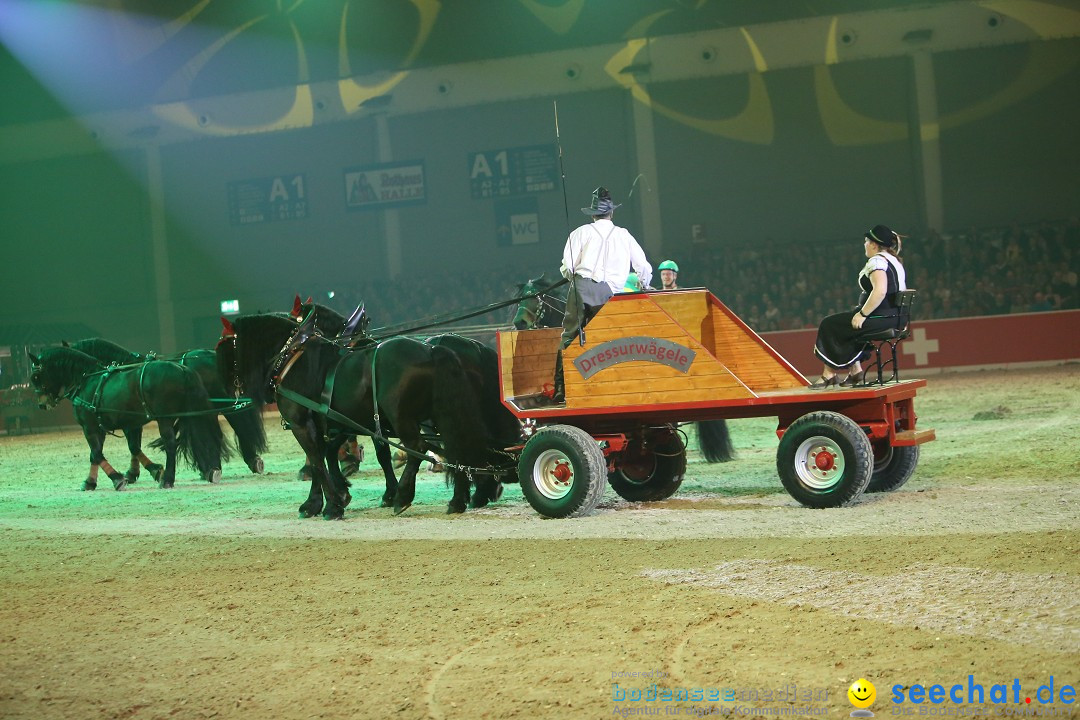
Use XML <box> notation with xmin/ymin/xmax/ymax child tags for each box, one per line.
<box><xmin>446</xmin><ymin>503</ymin><xmax>466</xmax><ymax>514</ymax></box>
<box><xmin>322</xmin><ymin>510</ymin><xmax>345</xmax><ymax>521</ymax></box>
<box><xmin>82</xmin><ymin>480</ymin><xmax>97</xmax><ymax>492</ymax></box>
<box><xmin>393</xmin><ymin>503</ymin><xmax>411</xmax><ymax>516</ymax></box>
<box><xmin>249</xmin><ymin>457</ymin><xmax>264</xmax><ymax>474</ymax></box>
<box><xmin>124</xmin><ymin>471</ymin><xmax>139</xmax><ymax>485</ymax></box>
<box><xmin>148</xmin><ymin>464</ymin><xmax>165</xmax><ymax>483</ymax></box>
<box><xmin>207</xmin><ymin>469</ymin><xmax>222</xmax><ymax>483</ymax></box>
<box><xmin>340</xmin><ymin>461</ymin><xmax>359</xmax><ymax>478</ymax></box>
<box><xmin>113</xmin><ymin>479</ymin><xmax>128</xmax><ymax>491</ymax></box>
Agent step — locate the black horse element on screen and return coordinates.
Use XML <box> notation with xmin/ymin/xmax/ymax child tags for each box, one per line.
<box><xmin>424</xmin><ymin>332</ymin><xmax>523</xmax><ymax>452</ymax></box>
<box><xmin>295</xmin><ymin>299</ymin><xmax>523</xmax><ymax>472</ymax></box>
<box><xmin>290</xmin><ymin>297</ymin><xmax>367</xmax><ymax>477</ymax></box>
<box><xmin>511</xmin><ymin>273</ymin><xmax>569</xmax><ymax>331</ymax></box>
<box><xmin>66</xmin><ymin>338</ymin><xmax>268</xmax><ymax>478</ymax></box>
<box><xmin>513</xmin><ymin>274</ymin><xmax>735</xmax><ymax>463</ymax></box>
<box><xmin>29</xmin><ymin>347</ymin><xmax>228</xmax><ymax>490</ymax></box>
<box><xmin>216</xmin><ymin>312</ymin><xmax>504</xmax><ymax>518</ymax></box>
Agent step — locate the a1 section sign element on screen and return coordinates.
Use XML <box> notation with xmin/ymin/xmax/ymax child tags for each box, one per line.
<box><xmin>228</xmin><ymin>174</ymin><xmax>307</xmax><ymax>225</ymax></box>
<box><xmin>468</xmin><ymin>144</ymin><xmax>558</xmax><ymax>200</ymax></box>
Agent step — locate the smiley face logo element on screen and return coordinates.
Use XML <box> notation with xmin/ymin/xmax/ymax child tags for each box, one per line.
<box><xmin>848</xmin><ymin>678</ymin><xmax>876</xmax><ymax>709</ymax></box>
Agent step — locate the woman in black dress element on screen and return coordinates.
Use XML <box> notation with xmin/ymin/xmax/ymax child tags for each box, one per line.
<box><xmin>811</xmin><ymin>225</ymin><xmax>908</xmax><ymax>387</ymax></box>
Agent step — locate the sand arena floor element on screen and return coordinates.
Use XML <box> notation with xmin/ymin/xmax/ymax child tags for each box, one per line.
<box><xmin>0</xmin><ymin>365</ymin><xmax>1077</xmax><ymax>719</ymax></box>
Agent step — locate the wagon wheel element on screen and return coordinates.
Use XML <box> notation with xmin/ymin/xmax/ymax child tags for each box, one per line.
<box><xmin>866</xmin><ymin>442</ymin><xmax>920</xmax><ymax>493</ymax></box>
<box><xmin>608</xmin><ymin>428</ymin><xmax>687</xmax><ymax>502</ymax></box>
<box><xmin>518</xmin><ymin>425</ymin><xmax>606</xmax><ymax>518</ymax></box>
<box><xmin>776</xmin><ymin>411</ymin><xmax>872</xmax><ymax>508</ymax></box>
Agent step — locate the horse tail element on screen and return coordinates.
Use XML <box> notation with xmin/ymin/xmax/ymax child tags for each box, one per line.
<box><xmin>697</xmin><ymin>419</ymin><xmax>735</xmax><ymax>463</ymax></box>
<box><xmin>176</xmin><ymin>413</ymin><xmax>230</xmax><ymax>478</ymax></box>
<box><xmin>227</xmin><ymin>402</ymin><xmax>268</xmax><ymax>458</ymax></box>
<box><xmin>174</xmin><ymin>371</ymin><xmax>231</xmax><ymax>478</ymax></box>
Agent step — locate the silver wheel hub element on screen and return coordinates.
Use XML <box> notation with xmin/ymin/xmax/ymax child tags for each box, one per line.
<box><xmin>532</xmin><ymin>449</ymin><xmax>575</xmax><ymax>500</ymax></box>
<box><xmin>793</xmin><ymin>435</ymin><xmax>845</xmax><ymax>490</ymax></box>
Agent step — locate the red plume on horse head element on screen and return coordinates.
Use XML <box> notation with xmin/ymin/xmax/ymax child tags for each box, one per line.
<box><xmin>291</xmin><ymin>294</ymin><xmax>303</xmax><ymax>319</ymax></box>
<box><xmin>220</xmin><ymin>316</ymin><xmax>236</xmax><ymax>338</ymax></box>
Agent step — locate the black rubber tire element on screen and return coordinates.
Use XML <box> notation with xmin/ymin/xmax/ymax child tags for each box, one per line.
<box><xmin>518</xmin><ymin>425</ymin><xmax>606</xmax><ymax>518</ymax></box>
<box><xmin>867</xmin><ymin>443</ymin><xmax>920</xmax><ymax>493</ymax></box>
<box><xmin>776</xmin><ymin>411</ymin><xmax>873</xmax><ymax>508</ymax></box>
<box><xmin>609</xmin><ymin>429</ymin><xmax>687</xmax><ymax>502</ymax></box>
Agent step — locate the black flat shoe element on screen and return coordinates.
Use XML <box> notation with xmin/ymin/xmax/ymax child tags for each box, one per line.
<box><xmin>810</xmin><ymin>374</ymin><xmax>840</xmax><ymax>389</ymax></box>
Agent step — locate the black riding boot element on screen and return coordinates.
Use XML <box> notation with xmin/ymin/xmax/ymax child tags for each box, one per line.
<box><xmin>552</xmin><ymin>353</ymin><xmax>565</xmax><ymax>403</ymax></box>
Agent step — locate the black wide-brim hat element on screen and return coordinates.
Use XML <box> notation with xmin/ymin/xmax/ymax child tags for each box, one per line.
<box><xmin>581</xmin><ymin>186</ymin><xmax>621</xmax><ymax>216</ymax></box>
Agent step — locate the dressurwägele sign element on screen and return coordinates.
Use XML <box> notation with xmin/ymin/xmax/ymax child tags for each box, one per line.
<box><xmin>573</xmin><ymin>337</ymin><xmax>696</xmax><ymax>379</ymax></box>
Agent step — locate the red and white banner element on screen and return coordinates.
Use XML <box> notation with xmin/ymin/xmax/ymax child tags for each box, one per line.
<box><xmin>761</xmin><ymin>310</ymin><xmax>1080</xmax><ymax>377</ymax></box>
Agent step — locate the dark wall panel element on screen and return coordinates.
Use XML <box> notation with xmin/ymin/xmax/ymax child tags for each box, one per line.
<box><xmin>160</xmin><ymin>119</ymin><xmax>385</xmax><ymax>347</ymax></box>
<box><xmin>937</xmin><ymin>39</ymin><xmax>1080</xmax><ymax>229</ymax></box>
<box><xmin>653</xmin><ymin>57</ymin><xmax>920</xmax><ymax>264</ymax></box>
<box><xmin>0</xmin><ymin>149</ymin><xmax>155</xmax><ymax>349</ymax></box>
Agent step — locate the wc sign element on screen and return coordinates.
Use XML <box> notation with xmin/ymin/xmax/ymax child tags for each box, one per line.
<box><xmin>495</xmin><ymin>197</ymin><xmax>540</xmax><ymax>246</ymax></box>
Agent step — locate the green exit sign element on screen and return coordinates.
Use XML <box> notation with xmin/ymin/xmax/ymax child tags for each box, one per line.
<box><xmin>220</xmin><ymin>299</ymin><xmax>240</xmax><ymax>314</ymax></box>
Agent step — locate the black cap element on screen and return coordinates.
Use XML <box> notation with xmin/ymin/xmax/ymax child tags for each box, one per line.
<box><xmin>865</xmin><ymin>224</ymin><xmax>899</xmax><ymax>249</ymax></box>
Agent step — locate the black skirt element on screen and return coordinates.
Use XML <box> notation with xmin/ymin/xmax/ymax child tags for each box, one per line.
<box><xmin>813</xmin><ymin>311</ymin><xmax>898</xmax><ymax>371</ymax></box>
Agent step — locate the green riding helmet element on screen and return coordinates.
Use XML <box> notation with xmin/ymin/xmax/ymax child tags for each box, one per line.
<box><xmin>658</xmin><ymin>260</ymin><xmax>679</xmax><ymax>273</ymax></box>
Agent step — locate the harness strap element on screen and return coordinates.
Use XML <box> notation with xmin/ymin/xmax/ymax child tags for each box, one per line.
<box><xmin>273</xmin><ymin>385</ymin><xmax>514</xmax><ymax>476</ymax></box>
<box><xmin>69</xmin><ymin>369</ymin><xmax>112</xmax><ymax>436</ymax></box>
<box><xmin>90</xmin><ymin>369</ymin><xmax>109</xmax><ymax>418</ymax></box>
<box><xmin>137</xmin><ymin>362</ymin><xmax>153</xmax><ymax>419</ymax></box>
<box><xmin>275</xmin><ymin>349</ymin><xmax>306</xmax><ymax>389</ymax></box>
<box><xmin>367</xmin><ymin>277</ymin><xmax>569</xmax><ymax>341</ymax></box>
<box><xmin>318</xmin><ymin>349</ymin><xmax>349</xmax><ymax>437</ymax></box>
<box><xmin>370</xmin><ymin>342</ymin><xmax>383</xmax><ymax>439</ymax></box>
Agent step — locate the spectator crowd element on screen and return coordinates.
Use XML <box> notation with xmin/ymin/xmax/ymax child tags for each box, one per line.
<box><xmin>322</xmin><ymin>217</ymin><xmax>1079</xmax><ymax>334</ymax></box>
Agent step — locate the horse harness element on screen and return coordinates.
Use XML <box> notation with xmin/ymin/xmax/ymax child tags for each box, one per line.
<box><xmin>531</xmin><ymin>288</ymin><xmax>567</xmax><ymax>328</ymax></box>
<box><xmin>70</xmin><ymin>361</ymin><xmax>156</xmax><ymax>434</ymax></box>
<box><xmin>268</xmin><ymin>326</ymin><xmax>514</xmax><ymax>477</ymax></box>
<box><xmin>267</xmin><ymin>315</ymin><xmax>388</xmax><ymax>438</ymax></box>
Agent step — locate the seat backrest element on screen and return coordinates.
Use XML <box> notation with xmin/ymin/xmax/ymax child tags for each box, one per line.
<box><xmin>895</xmin><ymin>289</ymin><xmax>916</xmax><ymax>330</ymax></box>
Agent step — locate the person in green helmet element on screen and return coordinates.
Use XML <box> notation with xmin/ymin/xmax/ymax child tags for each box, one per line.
<box><xmin>658</xmin><ymin>259</ymin><xmax>680</xmax><ymax>290</ymax></box>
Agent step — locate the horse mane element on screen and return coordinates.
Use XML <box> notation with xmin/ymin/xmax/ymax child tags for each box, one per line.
<box><xmin>229</xmin><ymin>314</ymin><xmax>311</xmax><ymax>404</ymax></box>
<box><xmin>70</xmin><ymin>337</ymin><xmax>144</xmax><ymax>365</ymax></box>
<box><xmin>39</xmin><ymin>346</ymin><xmax>103</xmax><ymax>380</ymax></box>
<box><xmin>300</xmin><ymin>303</ymin><xmax>347</xmax><ymax>333</ymax></box>
<box><xmin>233</xmin><ymin>314</ymin><xmax>293</xmax><ymax>393</ymax></box>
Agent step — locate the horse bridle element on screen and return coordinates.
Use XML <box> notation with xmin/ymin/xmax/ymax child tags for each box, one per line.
<box><xmin>526</xmin><ymin>289</ymin><xmax>566</xmax><ymax>328</ymax></box>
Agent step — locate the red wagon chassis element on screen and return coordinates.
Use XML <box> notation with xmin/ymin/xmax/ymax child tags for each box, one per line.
<box><xmin>497</xmin><ymin>289</ymin><xmax>935</xmax><ymax>518</ymax></box>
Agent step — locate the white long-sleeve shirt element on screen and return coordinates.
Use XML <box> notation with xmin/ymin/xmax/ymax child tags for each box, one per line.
<box><xmin>559</xmin><ymin>218</ymin><xmax>652</xmax><ymax>293</ymax></box>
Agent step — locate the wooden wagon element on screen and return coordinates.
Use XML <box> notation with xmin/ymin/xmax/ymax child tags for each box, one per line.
<box><xmin>497</xmin><ymin>288</ymin><xmax>935</xmax><ymax>518</ymax></box>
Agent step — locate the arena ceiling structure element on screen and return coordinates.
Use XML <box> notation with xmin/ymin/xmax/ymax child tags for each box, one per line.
<box><xmin>0</xmin><ymin>0</ymin><xmax>1078</xmax><ymax>358</ymax></box>
<box><xmin>2</xmin><ymin>0</ymin><xmax>1078</xmax><ymax>161</ymax></box>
